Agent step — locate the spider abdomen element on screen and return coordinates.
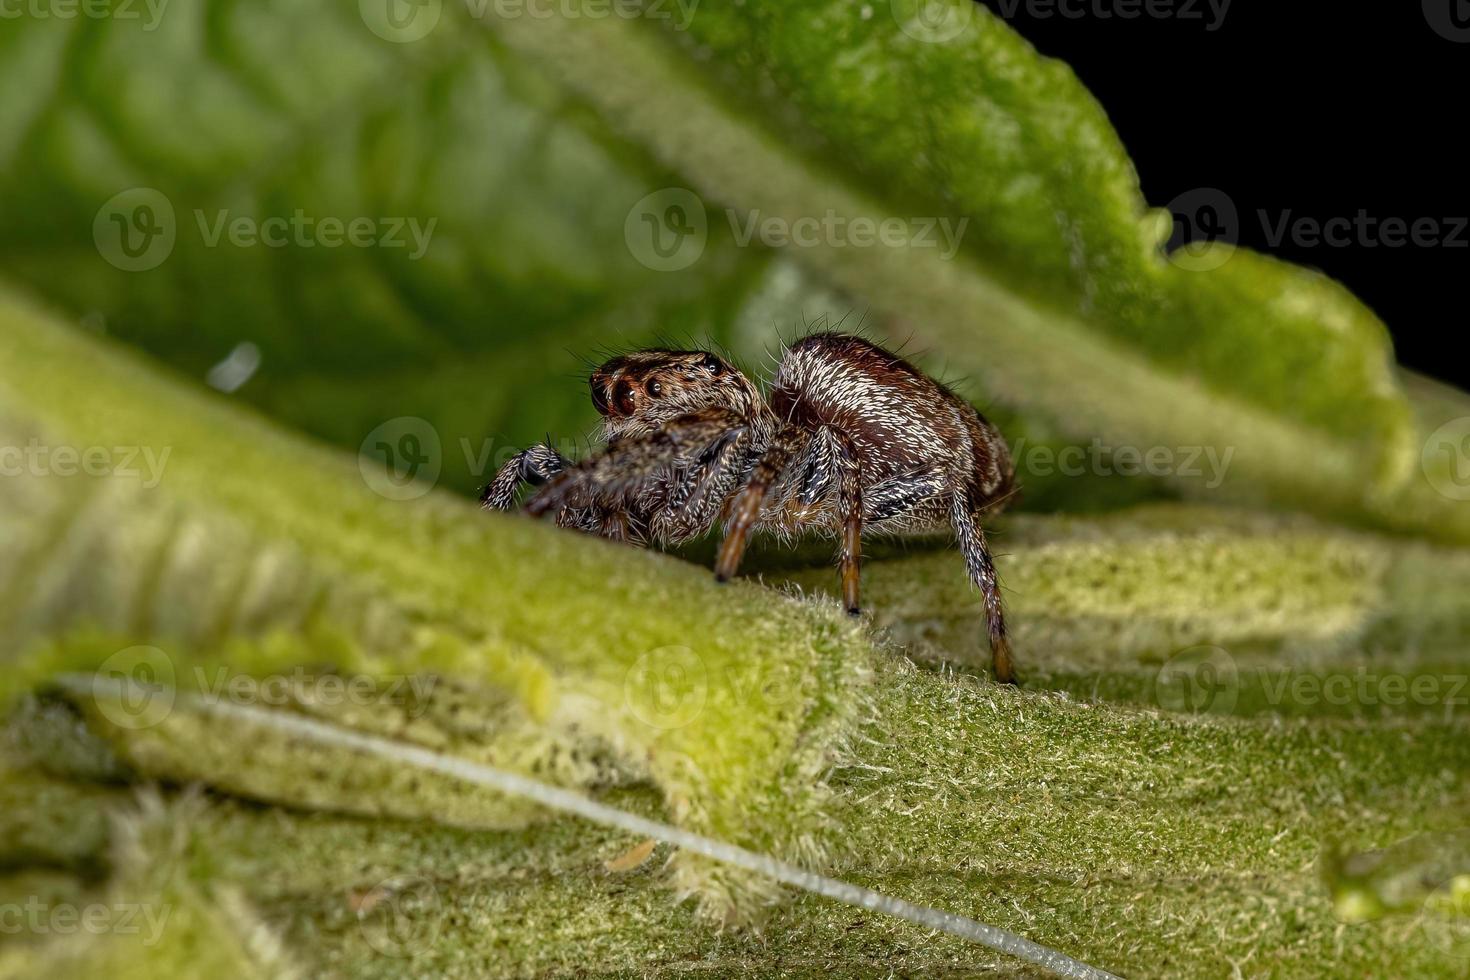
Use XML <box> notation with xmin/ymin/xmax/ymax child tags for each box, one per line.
<box><xmin>770</xmin><ymin>333</ymin><xmax>988</xmax><ymax>492</ymax></box>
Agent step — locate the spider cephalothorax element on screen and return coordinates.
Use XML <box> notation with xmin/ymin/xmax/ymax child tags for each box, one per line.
<box><xmin>482</xmin><ymin>333</ymin><xmax>1018</xmax><ymax>683</ymax></box>
<box><xmin>589</xmin><ymin>349</ymin><xmax>768</xmax><ymax>442</ymax></box>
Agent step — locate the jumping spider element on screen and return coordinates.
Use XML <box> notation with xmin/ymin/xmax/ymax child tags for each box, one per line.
<box><xmin>482</xmin><ymin>333</ymin><xmax>1018</xmax><ymax>683</ymax></box>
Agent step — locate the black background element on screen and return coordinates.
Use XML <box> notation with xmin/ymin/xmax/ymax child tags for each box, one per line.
<box><xmin>979</xmin><ymin>0</ymin><xmax>1467</xmax><ymax>388</ymax></box>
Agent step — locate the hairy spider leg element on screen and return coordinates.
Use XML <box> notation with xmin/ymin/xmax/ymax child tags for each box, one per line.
<box><xmin>951</xmin><ymin>492</ymin><xmax>1015</xmax><ymax>684</ymax></box>
<box><xmin>787</xmin><ymin>427</ymin><xmax>866</xmax><ymax>614</ymax></box>
<box><xmin>651</xmin><ymin>429</ymin><xmax>753</xmax><ymax>544</ymax></box>
<box><xmin>833</xmin><ymin>432</ymin><xmax>864</xmax><ymax>615</ymax></box>
<box><xmin>861</xmin><ymin>464</ymin><xmax>950</xmax><ymax>529</ymax></box>
<box><xmin>713</xmin><ymin>424</ymin><xmax>808</xmax><ymax>582</ymax></box>
<box><xmin>524</xmin><ymin>409</ymin><xmax>740</xmax><ymax>515</ymax></box>
<box><xmin>481</xmin><ymin>443</ymin><xmax>570</xmax><ymax>511</ymax></box>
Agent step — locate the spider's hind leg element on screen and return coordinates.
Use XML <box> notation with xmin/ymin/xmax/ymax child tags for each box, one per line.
<box><xmin>862</xmin><ymin>464</ymin><xmax>950</xmax><ymax>529</ymax></box>
<box><xmin>833</xmin><ymin>434</ymin><xmax>864</xmax><ymax>616</ymax></box>
<box><xmin>950</xmin><ymin>491</ymin><xmax>1017</xmax><ymax>685</ymax></box>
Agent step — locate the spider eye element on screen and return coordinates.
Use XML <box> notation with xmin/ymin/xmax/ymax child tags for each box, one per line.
<box><xmin>648</xmin><ymin>381</ymin><xmax>662</xmax><ymax>396</ymax></box>
<box><xmin>701</xmin><ymin>353</ymin><xmax>725</xmax><ymax>375</ymax></box>
<box><xmin>611</xmin><ymin>379</ymin><xmax>637</xmax><ymax>417</ymax></box>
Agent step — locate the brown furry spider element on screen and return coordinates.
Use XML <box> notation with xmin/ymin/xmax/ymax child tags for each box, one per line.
<box><xmin>481</xmin><ymin>333</ymin><xmax>1018</xmax><ymax>683</ymax></box>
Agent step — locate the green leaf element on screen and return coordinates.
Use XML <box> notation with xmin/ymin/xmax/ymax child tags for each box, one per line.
<box><xmin>0</xmin><ymin>288</ymin><xmax>872</xmax><ymax>916</ymax></box>
<box><xmin>6</xmin><ymin>293</ymin><xmax>1470</xmax><ymax>976</ymax></box>
<box><xmin>477</xmin><ymin>0</ymin><xmax>1441</xmax><ymax>532</ymax></box>
<box><xmin>1</xmin><ymin>1</ymin><xmax>1463</xmax><ymax>537</ymax></box>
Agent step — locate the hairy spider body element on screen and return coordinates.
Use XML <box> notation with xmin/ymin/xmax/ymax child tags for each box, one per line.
<box><xmin>482</xmin><ymin>333</ymin><xmax>1018</xmax><ymax>683</ymax></box>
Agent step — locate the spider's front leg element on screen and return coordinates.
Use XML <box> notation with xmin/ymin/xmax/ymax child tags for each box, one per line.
<box><xmin>524</xmin><ymin>409</ymin><xmax>741</xmax><ymax>520</ymax></box>
<box><xmin>483</xmin><ymin>443</ymin><xmax>616</xmax><ymax>536</ymax></box>
<box><xmin>713</xmin><ymin>425</ymin><xmax>809</xmax><ymax>584</ymax></box>
<box><xmin>481</xmin><ymin>443</ymin><xmax>570</xmax><ymax>511</ymax></box>
<box><xmin>649</xmin><ymin>430</ymin><xmax>750</xmax><ymax>544</ymax></box>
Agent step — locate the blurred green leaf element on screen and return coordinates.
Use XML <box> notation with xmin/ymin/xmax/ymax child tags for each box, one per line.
<box><xmin>2</xmin><ymin>1</ymin><xmax>1464</xmax><ymax>536</ymax></box>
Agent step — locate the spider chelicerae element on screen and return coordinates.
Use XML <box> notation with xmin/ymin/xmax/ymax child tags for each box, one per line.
<box><xmin>482</xmin><ymin>332</ymin><xmax>1018</xmax><ymax>683</ymax></box>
